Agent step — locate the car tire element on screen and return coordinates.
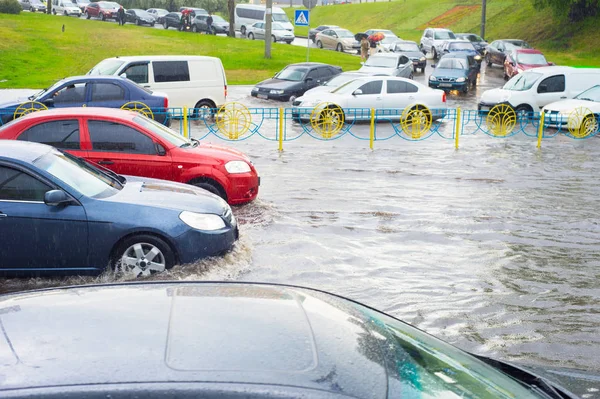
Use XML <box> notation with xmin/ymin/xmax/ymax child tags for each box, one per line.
<box><xmin>514</xmin><ymin>105</ymin><xmax>532</xmax><ymax>120</ymax></box>
<box><xmin>151</xmin><ymin>22</ymin><xmax>155</xmax><ymax>27</ymax></box>
<box><xmin>240</xmin><ymin>25</ymin><xmax>246</xmax><ymax>36</ymax></box>
<box><xmin>287</xmin><ymin>41</ymin><xmax>292</xmax><ymax>44</ymax></box>
<box><xmin>193</xmin><ymin>99</ymin><xmax>216</xmax><ymax>118</ymax></box>
<box><xmin>192</xmin><ymin>24</ymin><xmax>197</xmax><ymax>32</ymax></box>
<box><xmin>248</xmin><ymin>32</ymin><xmax>254</xmax><ymax>40</ymax></box>
<box><xmin>30</xmin><ymin>7</ymin><xmax>34</xmax><ymax>12</ymax></box>
<box><xmin>101</xmin><ymin>12</ymin><xmax>105</xmax><ymax>21</ymax></box>
<box><xmin>163</xmin><ymin>21</ymin><xmax>168</xmax><ymax>29</ymax></box>
<box><xmin>271</xmin><ymin>35</ymin><xmax>276</xmax><ymax>42</ymax></box>
<box><xmin>85</xmin><ymin>11</ymin><xmax>89</xmax><ymax>19</ymax></box>
<box><xmin>52</xmin><ymin>9</ymin><xmax>56</xmax><ymax>14</ymax></box>
<box><xmin>317</xmin><ymin>40</ymin><xmax>323</xmax><ymax>49</ymax></box>
<box><xmin>408</xmin><ymin>72</ymin><xmax>414</xmax><ymax>79</ymax></box>
<box><xmin>64</xmin><ymin>10</ymin><xmax>67</xmax><ymax>15</ymax></box>
<box><xmin>190</xmin><ymin>179</ymin><xmax>227</xmax><ymax>200</ymax></box>
<box><xmin>112</xmin><ymin>234</ymin><xmax>175</xmax><ymax>278</ymax></box>
<box><xmin>463</xmin><ymin>83</ymin><xmax>469</xmax><ymax>94</ymax></box>
<box><xmin>486</xmin><ymin>55</ymin><xmax>492</xmax><ymax>67</ymax></box>
<box><xmin>336</xmin><ymin>43</ymin><xmax>343</xmax><ymax>52</ymax></box>
<box><xmin>432</xmin><ymin>47</ymin><xmax>437</xmax><ymax>60</ymax></box>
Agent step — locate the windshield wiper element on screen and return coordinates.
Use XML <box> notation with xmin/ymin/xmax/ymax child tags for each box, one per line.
<box><xmin>579</xmin><ymin>97</ymin><xmax>594</xmax><ymax>102</ymax></box>
<box><xmin>28</xmin><ymin>88</ymin><xmax>47</xmax><ymax>100</ymax></box>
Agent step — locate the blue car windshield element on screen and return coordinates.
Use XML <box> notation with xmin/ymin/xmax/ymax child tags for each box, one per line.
<box><xmin>34</xmin><ymin>151</ymin><xmax>122</xmax><ymax>198</ymax></box>
<box><xmin>437</xmin><ymin>58</ymin><xmax>468</xmax><ymax>70</ymax></box>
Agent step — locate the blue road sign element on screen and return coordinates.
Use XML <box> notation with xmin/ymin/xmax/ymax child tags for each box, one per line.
<box><xmin>294</xmin><ymin>9</ymin><xmax>309</xmax><ymax>26</ymax></box>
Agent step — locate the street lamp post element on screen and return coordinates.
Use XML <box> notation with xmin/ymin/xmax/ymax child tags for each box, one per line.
<box><xmin>480</xmin><ymin>0</ymin><xmax>487</xmax><ymax>39</ymax></box>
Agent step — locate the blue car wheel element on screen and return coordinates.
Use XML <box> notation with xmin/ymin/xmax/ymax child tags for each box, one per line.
<box><xmin>112</xmin><ymin>234</ymin><xmax>176</xmax><ymax>278</ymax></box>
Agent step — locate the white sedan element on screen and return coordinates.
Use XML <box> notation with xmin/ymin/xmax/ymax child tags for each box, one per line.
<box><xmin>292</xmin><ymin>76</ymin><xmax>447</xmax><ymax>121</ymax></box>
<box><xmin>542</xmin><ymin>85</ymin><xmax>600</xmax><ymax>133</ymax></box>
<box><xmin>246</xmin><ymin>22</ymin><xmax>295</xmax><ymax>44</ymax></box>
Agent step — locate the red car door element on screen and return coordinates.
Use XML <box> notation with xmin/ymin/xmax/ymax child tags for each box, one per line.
<box><xmin>83</xmin><ymin>119</ymin><xmax>173</xmax><ymax>181</ymax></box>
<box><xmin>13</xmin><ymin>118</ymin><xmax>88</xmax><ymax>159</ymax></box>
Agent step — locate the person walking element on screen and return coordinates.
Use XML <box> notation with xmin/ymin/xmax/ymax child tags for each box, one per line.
<box><xmin>117</xmin><ymin>5</ymin><xmax>125</xmax><ymax>25</ymax></box>
<box><xmin>206</xmin><ymin>12</ymin><xmax>214</xmax><ymax>34</ymax></box>
<box><xmin>360</xmin><ymin>36</ymin><xmax>370</xmax><ymax>61</ymax></box>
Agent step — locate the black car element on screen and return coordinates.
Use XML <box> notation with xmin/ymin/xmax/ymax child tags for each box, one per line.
<box><xmin>0</xmin><ymin>281</ymin><xmax>595</xmax><ymax>398</ymax></box>
<box><xmin>308</xmin><ymin>24</ymin><xmax>339</xmax><ymax>42</ymax></box>
<box><xmin>251</xmin><ymin>62</ymin><xmax>342</xmax><ymax>102</ymax></box>
<box><xmin>18</xmin><ymin>0</ymin><xmax>46</xmax><ymax>12</ymax></box>
<box><xmin>389</xmin><ymin>40</ymin><xmax>427</xmax><ymax>72</ymax></box>
<box><xmin>192</xmin><ymin>14</ymin><xmax>229</xmax><ymax>35</ymax></box>
<box><xmin>162</xmin><ymin>12</ymin><xmax>182</xmax><ymax>30</ymax></box>
<box><xmin>485</xmin><ymin>39</ymin><xmax>531</xmax><ymax>67</ymax></box>
<box><xmin>456</xmin><ymin>33</ymin><xmax>488</xmax><ymax>54</ymax></box>
<box><xmin>125</xmin><ymin>9</ymin><xmax>155</xmax><ymax>26</ymax></box>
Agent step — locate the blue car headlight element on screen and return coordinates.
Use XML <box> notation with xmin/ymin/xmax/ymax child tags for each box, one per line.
<box><xmin>179</xmin><ymin>211</ymin><xmax>226</xmax><ymax>230</ymax></box>
<box><xmin>429</xmin><ymin>76</ymin><xmax>437</xmax><ymax>81</ymax></box>
<box><xmin>456</xmin><ymin>77</ymin><xmax>466</xmax><ymax>82</ymax></box>
<box><xmin>225</xmin><ymin>160</ymin><xmax>251</xmax><ymax>174</ymax></box>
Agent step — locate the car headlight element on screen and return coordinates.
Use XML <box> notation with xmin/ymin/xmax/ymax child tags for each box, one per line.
<box><xmin>179</xmin><ymin>211</ymin><xmax>226</xmax><ymax>231</ymax></box>
<box><xmin>429</xmin><ymin>76</ymin><xmax>437</xmax><ymax>81</ymax></box>
<box><xmin>225</xmin><ymin>160</ymin><xmax>251</xmax><ymax>174</ymax></box>
<box><xmin>270</xmin><ymin>89</ymin><xmax>284</xmax><ymax>94</ymax></box>
<box><xmin>420</xmin><ymin>57</ymin><xmax>426</xmax><ymax>61</ymax></box>
<box><xmin>475</xmin><ymin>55</ymin><xmax>482</xmax><ymax>61</ymax></box>
<box><xmin>300</xmin><ymin>99</ymin><xmax>321</xmax><ymax>107</ymax></box>
<box><xmin>252</xmin><ymin>87</ymin><xmax>259</xmax><ymax>92</ymax></box>
<box><xmin>456</xmin><ymin>77</ymin><xmax>466</xmax><ymax>82</ymax></box>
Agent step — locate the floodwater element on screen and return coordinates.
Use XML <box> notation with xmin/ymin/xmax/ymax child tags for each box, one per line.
<box><xmin>2</xmin><ymin>65</ymin><xmax>600</xmax><ymax>374</ymax></box>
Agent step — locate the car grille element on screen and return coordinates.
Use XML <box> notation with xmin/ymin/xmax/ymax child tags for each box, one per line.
<box><xmin>438</xmin><ymin>77</ymin><xmax>456</xmax><ymax>82</ymax></box>
<box><xmin>257</xmin><ymin>87</ymin><xmax>271</xmax><ymax>94</ymax></box>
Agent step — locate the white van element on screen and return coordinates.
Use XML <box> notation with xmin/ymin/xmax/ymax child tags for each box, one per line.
<box><xmin>52</xmin><ymin>0</ymin><xmax>81</xmax><ymax>16</ymax></box>
<box><xmin>479</xmin><ymin>66</ymin><xmax>600</xmax><ymax>115</ymax></box>
<box><xmin>235</xmin><ymin>4</ymin><xmax>293</xmax><ymax>36</ymax></box>
<box><xmin>87</xmin><ymin>56</ymin><xmax>228</xmax><ymax>110</ymax></box>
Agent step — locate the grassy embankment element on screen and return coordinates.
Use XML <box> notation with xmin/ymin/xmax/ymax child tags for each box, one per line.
<box><xmin>0</xmin><ymin>12</ymin><xmax>359</xmax><ymax>89</ymax></box>
<box><xmin>285</xmin><ymin>0</ymin><xmax>600</xmax><ymax>67</ymax></box>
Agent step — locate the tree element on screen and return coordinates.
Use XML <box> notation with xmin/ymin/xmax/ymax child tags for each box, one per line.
<box><xmin>228</xmin><ymin>0</ymin><xmax>235</xmax><ymax>37</ymax></box>
<box><xmin>534</xmin><ymin>0</ymin><xmax>599</xmax><ymax>22</ymax></box>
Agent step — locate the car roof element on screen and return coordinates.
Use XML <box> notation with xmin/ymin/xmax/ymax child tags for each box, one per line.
<box><xmin>287</xmin><ymin>62</ymin><xmax>330</xmax><ymax>67</ymax></box>
<box><xmin>427</xmin><ymin>27</ymin><xmax>453</xmax><ymax>31</ymax></box>
<box><xmin>107</xmin><ymin>55</ymin><xmax>220</xmax><ymax>62</ymax></box>
<box><xmin>439</xmin><ymin>53</ymin><xmax>471</xmax><ymax>60</ymax></box>
<box><xmin>0</xmin><ymin>282</ymin><xmax>390</xmax><ymax>397</ymax></box>
<box><xmin>7</xmin><ymin>107</ymin><xmax>139</xmax><ymax>123</ymax></box>
<box><xmin>369</xmin><ymin>52</ymin><xmax>401</xmax><ymax>58</ymax></box>
<box><xmin>513</xmin><ymin>49</ymin><xmax>543</xmax><ymax>54</ymax></box>
<box><xmin>446</xmin><ymin>39</ymin><xmax>470</xmax><ymax>43</ymax></box>
<box><xmin>394</xmin><ymin>40</ymin><xmax>418</xmax><ymax>45</ymax></box>
<box><xmin>0</xmin><ymin>140</ymin><xmax>53</xmax><ymax>163</ymax></box>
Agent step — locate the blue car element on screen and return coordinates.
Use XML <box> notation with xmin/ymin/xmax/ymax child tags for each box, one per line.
<box><xmin>441</xmin><ymin>39</ymin><xmax>483</xmax><ymax>66</ymax></box>
<box><xmin>428</xmin><ymin>53</ymin><xmax>480</xmax><ymax>94</ymax></box>
<box><xmin>0</xmin><ymin>141</ymin><xmax>238</xmax><ymax>277</ymax></box>
<box><xmin>0</xmin><ymin>76</ymin><xmax>170</xmax><ymax>126</ymax></box>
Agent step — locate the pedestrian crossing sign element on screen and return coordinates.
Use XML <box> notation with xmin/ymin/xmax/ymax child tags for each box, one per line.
<box><xmin>294</xmin><ymin>9</ymin><xmax>309</xmax><ymax>26</ymax></box>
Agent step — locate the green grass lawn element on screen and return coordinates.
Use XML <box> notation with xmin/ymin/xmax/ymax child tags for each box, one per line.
<box><xmin>0</xmin><ymin>12</ymin><xmax>360</xmax><ymax>89</ymax></box>
<box><xmin>285</xmin><ymin>0</ymin><xmax>600</xmax><ymax>67</ymax></box>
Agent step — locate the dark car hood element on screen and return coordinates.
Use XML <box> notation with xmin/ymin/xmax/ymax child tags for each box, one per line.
<box><xmin>0</xmin><ymin>283</ymin><xmax>388</xmax><ymax>398</ymax></box>
<box><xmin>398</xmin><ymin>50</ymin><xmax>424</xmax><ymax>59</ymax></box>
<box><xmin>104</xmin><ymin>176</ymin><xmax>228</xmax><ymax>215</ymax></box>
<box><xmin>0</xmin><ymin>100</ymin><xmax>26</xmax><ymax>110</ymax></box>
<box><xmin>255</xmin><ymin>78</ymin><xmax>302</xmax><ymax>90</ymax></box>
<box><xmin>432</xmin><ymin>68</ymin><xmax>468</xmax><ymax>79</ymax></box>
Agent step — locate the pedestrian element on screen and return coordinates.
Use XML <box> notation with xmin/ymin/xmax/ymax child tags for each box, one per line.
<box><xmin>206</xmin><ymin>12</ymin><xmax>214</xmax><ymax>34</ymax></box>
<box><xmin>360</xmin><ymin>36</ymin><xmax>369</xmax><ymax>61</ymax></box>
<box><xmin>117</xmin><ymin>5</ymin><xmax>125</xmax><ymax>26</ymax></box>
<box><xmin>369</xmin><ymin>37</ymin><xmax>377</xmax><ymax>56</ymax></box>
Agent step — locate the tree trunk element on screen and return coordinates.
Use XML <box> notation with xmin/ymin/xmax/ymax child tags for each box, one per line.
<box><xmin>265</xmin><ymin>0</ymin><xmax>272</xmax><ymax>59</ymax></box>
<box><xmin>47</xmin><ymin>0</ymin><xmax>51</xmax><ymax>14</ymax></box>
<box><xmin>228</xmin><ymin>0</ymin><xmax>235</xmax><ymax>37</ymax></box>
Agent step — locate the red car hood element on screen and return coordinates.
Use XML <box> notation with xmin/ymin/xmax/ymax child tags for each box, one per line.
<box><xmin>177</xmin><ymin>142</ymin><xmax>252</xmax><ymax>164</ymax></box>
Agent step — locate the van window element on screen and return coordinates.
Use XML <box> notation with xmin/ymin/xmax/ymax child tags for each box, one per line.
<box><xmin>538</xmin><ymin>75</ymin><xmax>565</xmax><ymax>93</ymax></box>
<box><xmin>122</xmin><ymin>64</ymin><xmax>148</xmax><ymax>84</ymax></box>
<box><xmin>153</xmin><ymin>61</ymin><xmax>190</xmax><ymax>83</ymax></box>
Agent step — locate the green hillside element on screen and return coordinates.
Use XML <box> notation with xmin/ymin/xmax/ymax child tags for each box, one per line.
<box><xmin>286</xmin><ymin>0</ymin><xmax>600</xmax><ymax>67</ymax></box>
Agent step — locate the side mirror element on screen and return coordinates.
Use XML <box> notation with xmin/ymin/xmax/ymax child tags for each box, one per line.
<box><xmin>119</xmin><ymin>72</ymin><xmax>127</xmax><ymax>79</ymax></box>
<box><xmin>444</xmin><ymin>49</ymin><xmax>449</xmax><ymax>53</ymax></box>
<box><xmin>431</xmin><ymin>64</ymin><xmax>436</xmax><ymax>68</ymax></box>
<box><xmin>155</xmin><ymin>143</ymin><xmax>166</xmax><ymax>156</ymax></box>
<box><xmin>43</xmin><ymin>98</ymin><xmax>55</xmax><ymax>106</ymax></box>
<box><xmin>352</xmin><ymin>89</ymin><xmax>363</xmax><ymax>96</ymax></box>
<box><xmin>44</xmin><ymin>190</ymin><xmax>72</xmax><ymax>207</ymax></box>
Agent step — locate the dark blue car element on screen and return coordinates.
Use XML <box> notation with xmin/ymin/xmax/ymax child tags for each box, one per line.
<box><xmin>428</xmin><ymin>53</ymin><xmax>480</xmax><ymax>94</ymax></box>
<box><xmin>0</xmin><ymin>141</ymin><xmax>238</xmax><ymax>277</ymax></box>
<box><xmin>0</xmin><ymin>76</ymin><xmax>170</xmax><ymax>126</ymax></box>
<box><xmin>441</xmin><ymin>39</ymin><xmax>483</xmax><ymax>66</ymax></box>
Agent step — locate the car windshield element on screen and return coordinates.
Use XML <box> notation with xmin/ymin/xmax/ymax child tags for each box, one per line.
<box><xmin>331</xmin><ymin>79</ymin><xmax>363</xmax><ymax>94</ymax></box>
<box><xmin>272</xmin><ymin>13</ymin><xmax>289</xmax><ymax>23</ymax></box>
<box><xmin>395</xmin><ymin>43</ymin><xmax>420</xmax><ymax>52</ymax></box>
<box><xmin>449</xmin><ymin>42</ymin><xmax>475</xmax><ymax>51</ymax></box>
<box><xmin>324</xmin><ymin>74</ymin><xmax>362</xmax><ymax>87</ymax></box>
<box><xmin>434</xmin><ymin>31</ymin><xmax>456</xmax><ymax>40</ymax></box>
<box><xmin>437</xmin><ymin>58</ymin><xmax>467</xmax><ymax>70</ymax></box>
<box><xmin>575</xmin><ymin>85</ymin><xmax>600</xmax><ymax>102</ymax></box>
<box><xmin>516</xmin><ymin>53</ymin><xmax>548</xmax><ymax>65</ymax></box>
<box><xmin>503</xmin><ymin>71</ymin><xmax>543</xmax><ymax>91</ymax></box>
<box><xmin>380</xmin><ymin>35</ymin><xmax>399</xmax><ymax>44</ymax></box>
<box><xmin>78</xmin><ymin>0</ymin><xmax>89</xmax><ymax>3</ymax></box>
<box><xmin>505</xmin><ymin>41</ymin><xmax>530</xmax><ymax>50</ymax></box>
<box><xmin>155</xmin><ymin>9</ymin><xmax>168</xmax><ymax>15</ymax></box>
<box><xmin>87</xmin><ymin>59</ymin><xmax>124</xmax><ymax>76</ymax></box>
<box><xmin>212</xmin><ymin>15</ymin><xmax>226</xmax><ymax>22</ymax></box>
<box><xmin>275</xmin><ymin>67</ymin><xmax>307</xmax><ymax>81</ymax></box>
<box><xmin>133</xmin><ymin>115</ymin><xmax>191</xmax><ymax>147</ymax></box>
<box><xmin>136</xmin><ymin>10</ymin><xmax>152</xmax><ymax>17</ymax></box>
<box><xmin>272</xmin><ymin>23</ymin><xmax>286</xmax><ymax>30</ymax></box>
<box><xmin>336</xmin><ymin>29</ymin><xmax>354</xmax><ymax>38</ymax></box>
<box><xmin>31</xmin><ymin>0</ymin><xmax>43</xmax><ymax>4</ymax></box>
<box><xmin>31</xmin><ymin>80</ymin><xmax>68</xmax><ymax>100</ymax></box>
<box><xmin>102</xmin><ymin>1</ymin><xmax>119</xmax><ymax>7</ymax></box>
<box><xmin>364</xmin><ymin>56</ymin><xmax>397</xmax><ymax>68</ymax></box>
<box><xmin>63</xmin><ymin>1</ymin><xmax>76</xmax><ymax>5</ymax></box>
<box><xmin>34</xmin><ymin>151</ymin><xmax>122</xmax><ymax>198</ymax></box>
<box><xmin>462</xmin><ymin>34</ymin><xmax>483</xmax><ymax>42</ymax></box>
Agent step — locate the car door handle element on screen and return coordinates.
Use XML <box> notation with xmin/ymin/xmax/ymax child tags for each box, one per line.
<box><xmin>97</xmin><ymin>160</ymin><xmax>114</xmax><ymax>165</ymax></box>
<box><xmin>143</xmin><ymin>85</ymin><xmax>151</xmax><ymax>88</ymax></box>
<box><xmin>560</xmin><ymin>96</ymin><xmax>567</xmax><ymax>99</ymax></box>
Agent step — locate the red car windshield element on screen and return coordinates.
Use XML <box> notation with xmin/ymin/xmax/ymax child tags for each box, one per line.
<box><xmin>517</xmin><ymin>53</ymin><xmax>548</xmax><ymax>65</ymax></box>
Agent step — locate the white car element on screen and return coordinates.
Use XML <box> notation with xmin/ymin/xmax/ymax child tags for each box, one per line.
<box><xmin>543</xmin><ymin>85</ymin><xmax>600</xmax><ymax>131</ymax></box>
<box><xmin>376</xmin><ymin>34</ymin><xmax>401</xmax><ymax>52</ymax></box>
<box><xmin>292</xmin><ymin>76</ymin><xmax>447</xmax><ymax>121</ymax></box>
<box><xmin>246</xmin><ymin>22</ymin><xmax>295</xmax><ymax>44</ymax></box>
<box><xmin>358</xmin><ymin>53</ymin><xmax>414</xmax><ymax>78</ymax></box>
<box><xmin>52</xmin><ymin>0</ymin><xmax>81</xmax><ymax>16</ymax></box>
<box><xmin>302</xmin><ymin>71</ymin><xmax>375</xmax><ymax>97</ymax></box>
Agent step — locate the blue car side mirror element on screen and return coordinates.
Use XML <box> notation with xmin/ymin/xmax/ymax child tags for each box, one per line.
<box><xmin>44</xmin><ymin>190</ymin><xmax>72</xmax><ymax>207</ymax></box>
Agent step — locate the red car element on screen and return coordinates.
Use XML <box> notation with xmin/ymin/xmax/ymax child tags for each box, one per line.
<box><xmin>84</xmin><ymin>1</ymin><xmax>120</xmax><ymax>21</ymax></box>
<box><xmin>0</xmin><ymin>108</ymin><xmax>259</xmax><ymax>205</ymax></box>
<box><xmin>503</xmin><ymin>49</ymin><xmax>553</xmax><ymax>80</ymax></box>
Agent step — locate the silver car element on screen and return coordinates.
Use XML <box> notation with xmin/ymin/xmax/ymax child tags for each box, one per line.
<box><xmin>247</xmin><ymin>22</ymin><xmax>295</xmax><ymax>44</ymax></box>
<box><xmin>420</xmin><ymin>28</ymin><xmax>456</xmax><ymax>59</ymax></box>
<box><xmin>358</xmin><ymin>53</ymin><xmax>414</xmax><ymax>79</ymax></box>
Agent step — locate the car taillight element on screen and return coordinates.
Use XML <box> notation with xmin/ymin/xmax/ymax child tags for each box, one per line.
<box><xmin>224</xmin><ymin>84</ymin><xmax>227</xmax><ymax>99</ymax></box>
<box><xmin>163</xmin><ymin>97</ymin><xmax>168</xmax><ymax>108</ymax></box>
<box><xmin>442</xmin><ymin>92</ymin><xmax>447</xmax><ymax>103</ymax></box>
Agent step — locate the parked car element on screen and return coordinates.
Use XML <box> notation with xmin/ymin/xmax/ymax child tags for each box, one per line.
<box><xmin>315</xmin><ymin>28</ymin><xmax>359</xmax><ymax>53</ymax></box>
<box><xmin>375</xmin><ymin>34</ymin><xmax>402</xmax><ymax>53</ymax></box>
<box><xmin>0</xmin><ymin>108</ymin><xmax>260</xmax><ymax>205</ymax></box>
<box><xmin>125</xmin><ymin>9</ymin><xmax>155</xmax><ymax>26</ymax></box>
<box><xmin>302</xmin><ymin>71</ymin><xmax>374</xmax><ymax>96</ymax></box>
<box><xmin>479</xmin><ymin>66</ymin><xmax>600</xmax><ymax>117</ymax></box>
<box><xmin>504</xmin><ymin>49</ymin><xmax>553</xmax><ymax>80</ymax></box>
<box><xmin>0</xmin><ymin>141</ymin><xmax>238</xmax><ymax>277</ymax></box>
<box><xmin>485</xmin><ymin>39</ymin><xmax>531</xmax><ymax>67</ymax></box>
<box><xmin>308</xmin><ymin>24</ymin><xmax>339</xmax><ymax>42</ymax></box>
<box><xmin>543</xmin><ymin>85</ymin><xmax>600</xmax><ymax>130</ymax></box>
<box><xmin>192</xmin><ymin>14</ymin><xmax>229</xmax><ymax>34</ymax></box>
<box><xmin>455</xmin><ymin>32</ymin><xmax>488</xmax><ymax>54</ymax></box>
<box><xmin>364</xmin><ymin>28</ymin><xmax>397</xmax><ymax>37</ymax></box>
<box><xmin>441</xmin><ymin>40</ymin><xmax>482</xmax><ymax>65</ymax></box>
<box><xmin>389</xmin><ymin>40</ymin><xmax>427</xmax><ymax>72</ymax></box>
<box><xmin>74</xmin><ymin>0</ymin><xmax>88</xmax><ymax>11</ymax></box>
<box><xmin>0</xmin><ymin>76</ymin><xmax>169</xmax><ymax>125</ymax></box>
<box><xmin>420</xmin><ymin>27</ymin><xmax>456</xmax><ymax>59</ymax></box>
<box><xmin>429</xmin><ymin>53</ymin><xmax>479</xmax><ymax>94</ymax></box>
<box><xmin>358</xmin><ymin>53</ymin><xmax>414</xmax><ymax>79</ymax></box>
<box><xmin>18</xmin><ymin>0</ymin><xmax>46</xmax><ymax>12</ymax></box>
<box><xmin>162</xmin><ymin>12</ymin><xmax>182</xmax><ymax>29</ymax></box>
<box><xmin>146</xmin><ymin>7</ymin><xmax>168</xmax><ymax>23</ymax></box>
<box><xmin>246</xmin><ymin>22</ymin><xmax>294</xmax><ymax>44</ymax></box>
<box><xmin>52</xmin><ymin>0</ymin><xmax>81</xmax><ymax>16</ymax></box>
<box><xmin>84</xmin><ymin>1</ymin><xmax>120</xmax><ymax>20</ymax></box>
<box><xmin>235</xmin><ymin>4</ymin><xmax>293</xmax><ymax>37</ymax></box>
<box><xmin>88</xmin><ymin>56</ymin><xmax>227</xmax><ymax>112</ymax></box>
<box><xmin>179</xmin><ymin>6</ymin><xmax>207</xmax><ymax>16</ymax></box>
<box><xmin>251</xmin><ymin>63</ymin><xmax>342</xmax><ymax>102</ymax></box>
<box><xmin>293</xmin><ymin>76</ymin><xmax>447</xmax><ymax>121</ymax></box>
<box><xmin>2</xmin><ymin>280</ymin><xmax>592</xmax><ymax>397</ymax></box>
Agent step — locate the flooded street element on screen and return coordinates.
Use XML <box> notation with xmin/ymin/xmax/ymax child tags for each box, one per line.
<box><xmin>2</xmin><ymin>65</ymin><xmax>600</xmax><ymax>372</ymax></box>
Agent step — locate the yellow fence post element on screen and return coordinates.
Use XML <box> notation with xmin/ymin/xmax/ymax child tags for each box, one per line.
<box><xmin>183</xmin><ymin>106</ymin><xmax>189</xmax><ymax>138</ymax></box>
<box><xmin>279</xmin><ymin>108</ymin><xmax>284</xmax><ymax>152</ymax></box>
<box><xmin>537</xmin><ymin>111</ymin><xmax>545</xmax><ymax>149</ymax></box>
<box><xmin>369</xmin><ymin>108</ymin><xmax>375</xmax><ymax>150</ymax></box>
<box><xmin>455</xmin><ymin>107</ymin><xmax>461</xmax><ymax>149</ymax></box>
